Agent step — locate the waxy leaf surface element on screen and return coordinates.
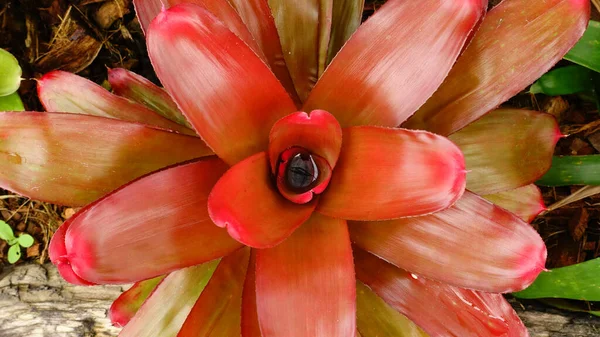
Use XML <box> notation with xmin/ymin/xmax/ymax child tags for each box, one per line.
<box><xmin>256</xmin><ymin>213</ymin><xmax>356</xmax><ymax>337</ymax></box>
<box><xmin>226</xmin><ymin>0</ymin><xmax>299</xmax><ymax>102</ymax></box>
<box><xmin>179</xmin><ymin>247</ymin><xmax>251</xmax><ymax>337</ymax></box>
<box><xmin>208</xmin><ymin>152</ymin><xmax>316</xmax><ymax>248</ymax></box>
<box><xmin>356</xmin><ymin>281</ymin><xmax>429</xmax><ymax>337</ymax></box>
<box><xmin>268</xmin><ymin>0</ymin><xmax>332</xmax><ymax>102</ymax></box>
<box><xmin>0</xmin><ymin>112</ymin><xmax>210</xmax><ymax>206</ymax></box>
<box><xmin>109</xmin><ymin>275</ymin><xmax>165</xmax><ymax>327</ymax></box>
<box><xmin>317</xmin><ymin>127</ymin><xmax>466</xmax><ymax>220</ymax></box>
<box><xmin>406</xmin><ymin>0</ymin><xmax>590</xmax><ymax>135</ymax></box>
<box><xmin>355</xmin><ymin>250</ymin><xmax>529</xmax><ymax>337</ymax></box>
<box><xmin>52</xmin><ymin>158</ymin><xmax>242</xmax><ymax>284</ymax></box>
<box><xmin>119</xmin><ymin>260</ymin><xmax>219</xmax><ymax>337</ymax></box>
<box><xmin>304</xmin><ymin>0</ymin><xmax>484</xmax><ymax>127</ymax></box>
<box><xmin>147</xmin><ymin>4</ymin><xmax>296</xmax><ymax>165</ymax></box>
<box><xmin>38</xmin><ymin>71</ymin><xmax>193</xmax><ymax>135</ymax></box>
<box><xmin>241</xmin><ymin>251</ymin><xmax>262</xmax><ymax>337</ymax></box>
<box><xmin>350</xmin><ymin>191</ymin><xmax>546</xmax><ymax>293</ymax></box>
<box><xmin>326</xmin><ymin>0</ymin><xmax>363</xmax><ymax>64</ymax></box>
<box><xmin>135</xmin><ymin>0</ymin><xmax>264</xmax><ymax>58</ymax></box>
<box><xmin>108</xmin><ymin>68</ymin><xmax>190</xmax><ymax>127</ymax></box>
<box><xmin>448</xmin><ymin>109</ymin><xmax>560</xmax><ymax>194</ymax></box>
<box><xmin>482</xmin><ymin>184</ymin><xmax>546</xmax><ymax>223</ymax></box>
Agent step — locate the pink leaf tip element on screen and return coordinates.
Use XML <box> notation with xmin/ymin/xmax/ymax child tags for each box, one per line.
<box><xmin>514</xmin><ymin>244</ymin><xmax>548</xmax><ymax>292</ymax></box>
<box><xmin>49</xmin><ymin>223</ymin><xmax>95</xmax><ymax>286</ymax></box>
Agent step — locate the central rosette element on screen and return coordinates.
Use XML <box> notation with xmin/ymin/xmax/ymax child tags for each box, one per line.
<box><xmin>268</xmin><ymin>110</ymin><xmax>341</xmax><ymax>204</ymax></box>
<box><xmin>207</xmin><ymin>109</ymin><xmax>467</xmax><ymax>249</ymax></box>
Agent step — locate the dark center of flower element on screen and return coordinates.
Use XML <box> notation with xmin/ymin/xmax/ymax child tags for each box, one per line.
<box><xmin>284</xmin><ymin>150</ymin><xmax>319</xmax><ymax>193</ymax></box>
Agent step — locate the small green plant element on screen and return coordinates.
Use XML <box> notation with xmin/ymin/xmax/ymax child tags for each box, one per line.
<box><xmin>0</xmin><ymin>220</ymin><xmax>34</xmax><ymax>264</ymax></box>
<box><xmin>0</xmin><ymin>48</ymin><xmax>25</xmax><ymax>111</ymax></box>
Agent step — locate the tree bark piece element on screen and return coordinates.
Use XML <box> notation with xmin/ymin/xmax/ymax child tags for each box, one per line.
<box><xmin>0</xmin><ymin>264</ymin><xmax>125</xmax><ymax>337</ymax></box>
<box><xmin>0</xmin><ymin>264</ymin><xmax>599</xmax><ymax>336</ymax></box>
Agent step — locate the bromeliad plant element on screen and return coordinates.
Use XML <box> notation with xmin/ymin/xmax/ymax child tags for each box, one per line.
<box><xmin>0</xmin><ymin>0</ymin><xmax>590</xmax><ymax>336</ymax></box>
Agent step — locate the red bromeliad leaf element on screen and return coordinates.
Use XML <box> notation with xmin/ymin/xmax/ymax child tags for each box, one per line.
<box><xmin>0</xmin><ymin>112</ymin><xmax>210</xmax><ymax>206</ymax></box>
<box><xmin>119</xmin><ymin>260</ymin><xmax>219</xmax><ymax>337</ymax></box>
<box><xmin>147</xmin><ymin>4</ymin><xmax>296</xmax><ymax>165</ymax></box>
<box><xmin>134</xmin><ymin>0</ymin><xmax>265</xmax><ymax>60</ymax></box>
<box><xmin>317</xmin><ymin>127</ymin><xmax>466</xmax><ymax>221</ymax></box>
<box><xmin>404</xmin><ymin>0</ymin><xmax>590</xmax><ymax>135</ymax></box>
<box><xmin>108</xmin><ymin>68</ymin><xmax>190</xmax><ymax>127</ymax></box>
<box><xmin>49</xmin><ymin>224</ymin><xmax>96</xmax><ymax>286</ymax></box>
<box><xmin>327</xmin><ymin>0</ymin><xmax>364</xmax><ymax>65</ymax></box>
<box><xmin>268</xmin><ymin>0</ymin><xmax>333</xmax><ymax>102</ymax></box>
<box><xmin>448</xmin><ymin>109</ymin><xmax>561</xmax><ymax>195</ymax></box>
<box><xmin>134</xmin><ymin>0</ymin><xmax>299</xmax><ymax>102</ymax></box>
<box><xmin>268</xmin><ymin>109</ymin><xmax>342</xmax><ymax>172</ymax></box>
<box><xmin>303</xmin><ymin>0</ymin><xmax>485</xmax><ymax>128</ymax></box>
<box><xmin>483</xmin><ymin>184</ymin><xmax>546</xmax><ymax>223</ymax></box>
<box><xmin>355</xmin><ymin>249</ymin><xmax>529</xmax><ymax>337</ymax></box>
<box><xmin>38</xmin><ymin>71</ymin><xmax>194</xmax><ymax>135</ymax></box>
<box><xmin>109</xmin><ymin>275</ymin><xmax>165</xmax><ymax>327</ymax></box>
<box><xmin>242</xmin><ymin>251</ymin><xmax>262</xmax><ymax>337</ymax></box>
<box><xmin>349</xmin><ymin>191</ymin><xmax>546</xmax><ymax>293</ymax></box>
<box><xmin>208</xmin><ymin>152</ymin><xmax>315</xmax><ymax>248</ymax></box>
<box><xmin>178</xmin><ymin>247</ymin><xmax>251</xmax><ymax>337</ymax></box>
<box><xmin>226</xmin><ymin>0</ymin><xmax>299</xmax><ymax>103</ymax></box>
<box><xmin>356</xmin><ymin>281</ymin><xmax>429</xmax><ymax>337</ymax></box>
<box><xmin>255</xmin><ymin>213</ymin><xmax>356</xmax><ymax>337</ymax></box>
<box><xmin>50</xmin><ymin>158</ymin><xmax>242</xmax><ymax>284</ymax></box>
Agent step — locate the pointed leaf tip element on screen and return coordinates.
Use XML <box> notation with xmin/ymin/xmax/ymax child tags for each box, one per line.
<box><xmin>304</xmin><ymin>0</ymin><xmax>485</xmax><ymax>127</ymax></box>
<box><xmin>147</xmin><ymin>3</ymin><xmax>296</xmax><ymax>164</ymax></box>
<box><xmin>405</xmin><ymin>0</ymin><xmax>590</xmax><ymax>135</ymax></box>
<box><xmin>60</xmin><ymin>158</ymin><xmax>241</xmax><ymax>284</ymax></box>
<box><xmin>350</xmin><ymin>191</ymin><xmax>547</xmax><ymax>293</ymax></box>
<box><xmin>38</xmin><ymin>70</ymin><xmax>194</xmax><ymax>135</ymax></box>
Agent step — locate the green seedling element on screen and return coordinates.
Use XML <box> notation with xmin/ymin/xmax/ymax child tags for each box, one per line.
<box><xmin>0</xmin><ymin>48</ymin><xmax>22</xmax><ymax>97</ymax></box>
<box><xmin>0</xmin><ymin>92</ymin><xmax>25</xmax><ymax>111</ymax></box>
<box><xmin>0</xmin><ymin>220</ymin><xmax>34</xmax><ymax>264</ymax></box>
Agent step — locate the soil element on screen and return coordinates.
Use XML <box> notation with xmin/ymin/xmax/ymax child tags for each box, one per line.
<box><xmin>1</xmin><ymin>0</ymin><xmax>600</xmax><ymax>316</ymax></box>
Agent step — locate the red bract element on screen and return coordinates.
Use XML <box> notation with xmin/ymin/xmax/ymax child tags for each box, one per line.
<box><xmin>0</xmin><ymin>0</ymin><xmax>589</xmax><ymax>336</ymax></box>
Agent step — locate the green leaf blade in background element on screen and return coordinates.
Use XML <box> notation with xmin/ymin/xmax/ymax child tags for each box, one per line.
<box><xmin>565</xmin><ymin>20</ymin><xmax>600</xmax><ymax>73</ymax></box>
<box><xmin>537</xmin><ymin>155</ymin><xmax>600</xmax><ymax>186</ymax></box>
<box><xmin>530</xmin><ymin>65</ymin><xmax>593</xmax><ymax>95</ymax></box>
<box><xmin>0</xmin><ymin>92</ymin><xmax>25</xmax><ymax>111</ymax></box>
<box><xmin>514</xmin><ymin>258</ymin><xmax>600</xmax><ymax>301</ymax></box>
<box><xmin>0</xmin><ymin>48</ymin><xmax>22</xmax><ymax>97</ymax></box>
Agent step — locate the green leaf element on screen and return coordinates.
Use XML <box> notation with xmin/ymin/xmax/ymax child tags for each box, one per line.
<box><xmin>17</xmin><ymin>234</ymin><xmax>34</xmax><ymax>248</ymax></box>
<box><xmin>0</xmin><ymin>92</ymin><xmax>25</xmax><ymax>111</ymax></box>
<box><xmin>538</xmin><ymin>298</ymin><xmax>600</xmax><ymax>317</ymax></box>
<box><xmin>0</xmin><ymin>49</ymin><xmax>22</xmax><ymax>97</ymax></box>
<box><xmin>530</xmin><ymin>65</ymin><xmax>593</xmax><ymax>95</ymax></box>
<box><xmin>565</xmin><ymin>20</ymin><xmax>600</xmax><ymax>73</ymax></box>
<box><xmin>0</xmin><ymin>220</ymin><xmax>15</xmax><ymax>242</ymax></box>
<box><xmin>7</xmin><ymin>244</ymin><xmax>21</xmax><ymax>264</ymax></box>
<box><xmin>537</xmin><ymin>155</ymin><xmax>600</xmax><ymax>186</ymax></box>
<box><xmin>514</xmin><ymin>258</ymin><xmax>600</xmax><ymax>301</ymax></box>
